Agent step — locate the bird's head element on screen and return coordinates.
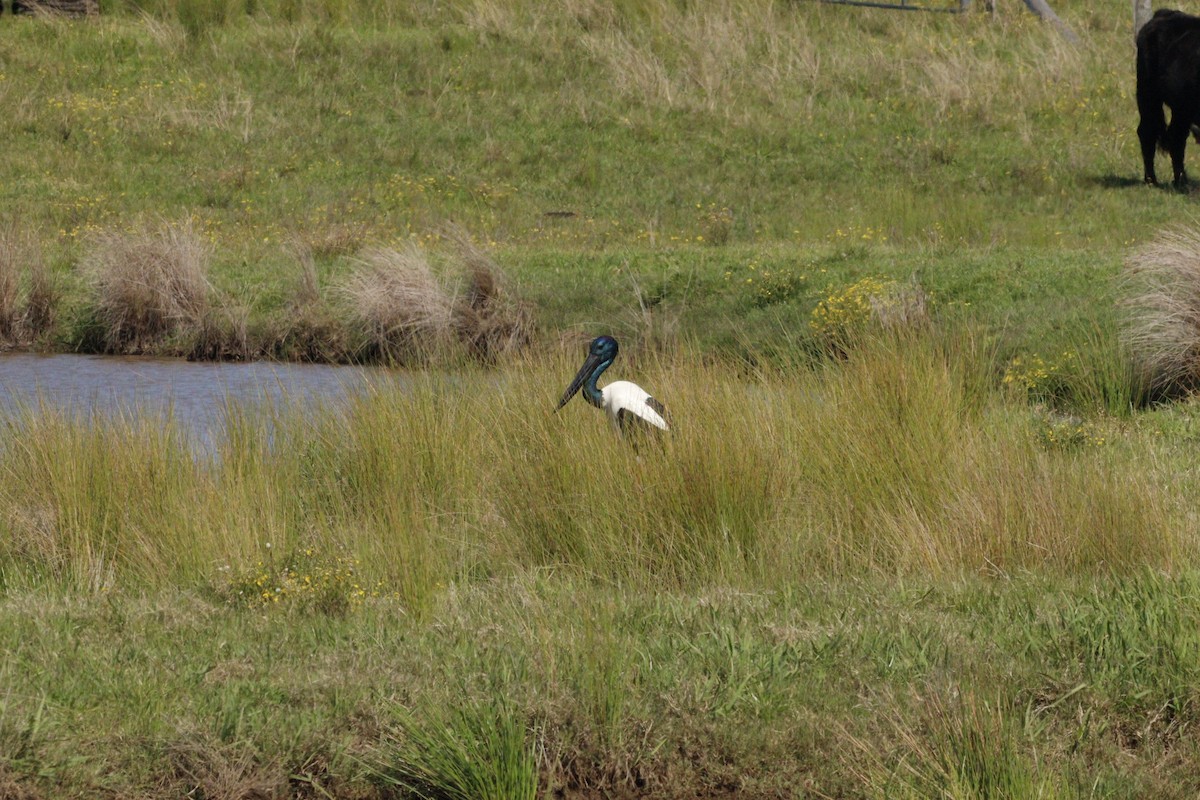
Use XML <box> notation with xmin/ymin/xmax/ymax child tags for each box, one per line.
<box><xmin>589</xmin><ymin>335</ymin><xmax>619</xmax><ymax>361</ymax></box>
<box><xmin>556</xmin><ymin>335</ymin><xmax>619</xmax><ymax>411</ymax></box>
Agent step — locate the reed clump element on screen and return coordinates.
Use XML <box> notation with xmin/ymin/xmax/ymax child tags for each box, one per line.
<box><xmin>81</xmin><ymin>220</ymin><xmax>212</xmax><ymax>354</ymax></box>
<box><xmin>790</xmin><ymin>332</ymin><xmax>1172</xmax><ymax>576</ymax></box>
<box><xmin>0</xmin><ymin>404</ymin><xmax>200</xmax><ymax>590</ymax></box>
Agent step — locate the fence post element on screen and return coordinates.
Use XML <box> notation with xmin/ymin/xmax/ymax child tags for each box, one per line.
<box><xmin>1134</xmin><ymin>0</ymin><xmax>1152</xmax><ymax>41</ymax></box>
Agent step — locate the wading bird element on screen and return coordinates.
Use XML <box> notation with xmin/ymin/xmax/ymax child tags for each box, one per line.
<box><xmin>556</xmin><ymin>335</ymin><xmax>669</xmax><ymax>432</ymax></box>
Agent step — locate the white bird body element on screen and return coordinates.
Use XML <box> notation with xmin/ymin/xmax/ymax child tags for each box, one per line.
<box><xmin>600</xmin><ymin>380</ymin><xmax>669</xmax><ymax>430</ymax></box>
<box><xmin>556</xmin><ymin>336</ymin><xmax>670</xmax><ymax>433</ymax></box>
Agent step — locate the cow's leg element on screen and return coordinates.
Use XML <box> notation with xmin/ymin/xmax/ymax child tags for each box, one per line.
<box><xmin>1140</xmin><ymin>120</ymin><xmax>1161</xmax><ymax>185</ymax></box>
<box><xmin>1167</xmin><ymin>113</ymin><xmax>1192</xmax><ymax>188</ymax></box>
<box><xmin>1138</xmin><ymin>103</ymin><xmax>1165</xmax><ymax>185</ymax></box>
<box><xmin>1164</xmin><ymin>109</ymin><xmax>1199</xmax><ymax>188</ymax></box>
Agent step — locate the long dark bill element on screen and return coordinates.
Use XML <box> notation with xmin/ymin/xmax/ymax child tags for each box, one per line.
<box><xmin>556</xmin><ymin>353</ymin><xmax>601</xmax><ymax>411</ymax></box>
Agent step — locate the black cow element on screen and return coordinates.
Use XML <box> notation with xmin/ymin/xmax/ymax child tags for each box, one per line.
<box><xmin>1136</xmin><ymin>9</ymin><xmax>1200</xmax><ymax>187</ymax></box>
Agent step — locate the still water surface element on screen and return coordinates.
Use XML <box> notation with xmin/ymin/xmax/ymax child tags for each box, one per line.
<box><xmin>0</xmin><ymin>353</ymin><xmax>383</xmax><ymax>445</ymax></box>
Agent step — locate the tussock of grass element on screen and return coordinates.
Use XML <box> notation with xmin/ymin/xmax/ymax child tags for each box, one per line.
<box><xmin>340</xmin><ymin>241</ymin><xmax>531</xmax><ymax>364</ymax></box>
<box><xmin>81</xmin><ymin>220</ymin><xmax>212</xmax><ymax>354</ymax></box>
<box><xmin>0</xmin><ymin>404</ymin><xmax>200</xmax><ymax>590</ymax></box>
<box><xmin>1122</xmin><ymin>226</ymin><xmax>1200</xmax><ymax>398</ymax></box>
<box><xmin>369</xmin><ymin>701</ymin><xmax>539</xmax><ymax>800</ymax></box>
<box><xmin>497</xmin><ymin>356</ymin><xmax>788</xmax><ymax>583</ymax></box>
<box><xmin>787</xmin><ymin>332</ymin><xmax>1173</xmax><ymax>576</ymax></box>
<box><xmin>851</xmin><ymin>686</ymin><xmax>1058</xmax><ymax>799</ymax></box>
<box><xmin>451</xmin><ymin>234</ymin><xmax>533</xmax><ymax>362</ymax></box>
<box><xmin>340</xmin><ymin>245</ymin><xmax>457</xmax><ymax>362</ymax></box>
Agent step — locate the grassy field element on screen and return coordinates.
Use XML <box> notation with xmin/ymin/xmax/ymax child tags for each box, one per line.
<box><xmin>6</xmin><ymin>0</ymin><xmax>1200</xmax><ymax>797</ymax></box>
<box><xmin>4</xmin><ymin>339</ymin><xmax>1200</xmax><ymax>798</ymax></box>
<box><xmin>0</xmin><ymin>0</ymin><xmax>1180</xmax><ymax>361</ymax></box>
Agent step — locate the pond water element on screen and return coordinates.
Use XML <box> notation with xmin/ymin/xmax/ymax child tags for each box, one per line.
<box><xmin>0</xmin><ymin>353</ymin><xmax>385</xmax><ymax>447</ymax></box>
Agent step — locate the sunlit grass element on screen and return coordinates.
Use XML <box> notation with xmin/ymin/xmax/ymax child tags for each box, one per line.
<box><xmin>9</xmin><ymin>567</ymin><xmax>1200</xmax><ymax>797</ymax></box>
<box><xmin>0</xmin><ymin>329</ymin><xmax>1185</xmax><ymax>598</ymax></box>
<box><xmin>368</xmin><ymin>699</ymin><xmax>539</xmax><ymax>800</ymax></box>
<box><xmin>0</xmin><ymin>0</ymin><xmax>1176</xmax><ymax>358</ymax></box>
<box><xmin>3</xmin><ymin>2</ymin><xmax>1200</xmax><ymax>794</ymax></box>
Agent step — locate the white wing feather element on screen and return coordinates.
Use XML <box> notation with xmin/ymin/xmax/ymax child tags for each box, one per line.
<box><xmin>601</xmin><ymin>381</ymin><xmax>668</xmax><ymax>430</ymax></box>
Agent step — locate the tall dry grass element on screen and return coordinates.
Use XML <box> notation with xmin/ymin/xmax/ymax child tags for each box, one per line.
<box><xmin>0</xmin><ymin>329</ymin><xmax>1183</xmax><ymax>596</ymax></box>
<box><xmin>0</xmin><ymin>405</ymin><xmax>201</xmax><ymax>589</ymax></box>
<box><xmin>463</xmin><ymin>0</ymin><xmax>1087</xmax><ymax>127</ymax></box>
<box><xmin>574</xmin><ymin>0</ymin><xmax>823</xmax><ymax>116</ymax></box>
<box><xmin>81</xmin><ymin>220</ymin><xmax>212</xmax><ymax>354</ymax></box>
<box><xmin>0</xmin><ymin>224</ymin><xmax>55</xmax><ymax>346</ymax></box>
<box><xmin>788</xmin><ymin>333</ymin><xmax>1172</xmax><ymax>576</ymax></box>
<box><xmin>457</xmin><ymin>0</ymin><xmax>828</xmax><ymax>115</ymax></box>
<box><xmin>450</xmin><ymin>233</ymin><xmax>533</xmax><ymax>362</ymax></box>
<box><xmin>848</xmin><ymin>686</ymin><xmax>1060</xmax><ymax>799</ymax></box>
<box><xmin>340</xmin><ymin>245</ymin><xmax>457</xmax><ymax>362</ymax></box>
<box><xmin>1121</xmin><ymin>225</ymin><xmax>1200</xmax><ymax>397</ymax></box>
<box><xmin>340</xmin><ymin>240</ymin><xmax>531</xmax><ymax>364</ymax></box>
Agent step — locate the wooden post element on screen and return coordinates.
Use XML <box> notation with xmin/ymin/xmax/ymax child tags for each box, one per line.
<box><xmin>1134</xmin><ymin>0</ymin><xmax>1152</xmax><ymax>40</ymax></box>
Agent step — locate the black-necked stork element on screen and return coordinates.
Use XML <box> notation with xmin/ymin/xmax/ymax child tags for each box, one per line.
<box><xmin>556</xmin><ymin>335</ymin><xmax>669</xmax><ymax>432</ymax></box>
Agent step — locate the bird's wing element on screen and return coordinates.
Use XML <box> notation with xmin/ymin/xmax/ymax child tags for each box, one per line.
<box><xmin>617</xmin><ymin>406</ymin><xmax>666</xmax><ymax>435</ymax></box>
<box><xmin>606</xmin><ymin>382</ymin><xmax>669</xmax><ymax>431</ymax></box>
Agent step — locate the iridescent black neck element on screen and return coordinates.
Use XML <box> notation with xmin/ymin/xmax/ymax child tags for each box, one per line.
<box><xmin>583</xmin><ymin>358</ymin><xmax>612</xmax><ymax>409</ymax></box>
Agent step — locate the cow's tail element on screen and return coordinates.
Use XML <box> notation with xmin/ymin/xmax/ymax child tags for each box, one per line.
<box><xmin>1136</xmin><ymin>30</ymin><xmax>1167</xmax><ymax>151</ymax></box>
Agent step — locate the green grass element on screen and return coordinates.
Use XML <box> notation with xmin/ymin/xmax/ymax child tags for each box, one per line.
<box><xmin>369</xmin><ymin>699</ymin><xmax>539</xmax><ymax>800</ymax></box>
<box><xmin>8</xmin><ymin>571</ymin><xmax>1200</xmax><ymax>797</ymax></box>
<box><xmin>0</xmin><ymin>329</ymin><xmax>1199</xmax><ymax>794</ymax></box>
<box><xmin>6</xmin><ymin>1</ymin><xmax>1200</xmax><ymax>796</ymax></box>
<box><xmin>0</xmin><ymin>0</ymin><xmax>1176</xmax><ymax>364</ymax></box>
